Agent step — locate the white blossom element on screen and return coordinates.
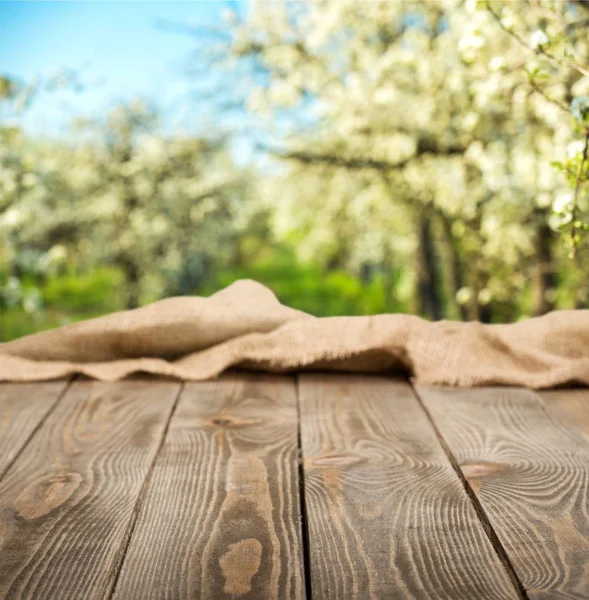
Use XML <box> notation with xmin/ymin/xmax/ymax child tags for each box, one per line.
<box><xmin>553</xmin><ymin>193</ymin><xmax>573</xmax><ymax>214</ymax></box>
<box><xmin>456</xmin><ymin>287</ymin><xmax>473</xmax><ymax>306</ymax></box>
<box><xmin>0</xmin><ymin>208</ymin><xmax>26</xmax><ymax>229</ymax></box>
<box><xmin>489</xmin><ymin>56</ymin><xmax>505</xmax><ymax>72</ymax></box>
<box><xmin>48</xmin><ymin>244</ymin><xmax>68</xmax><ymax>263</ymax></box>
<box><xmin>567</xmin><ymin>140</ymin><xmax>585</xmax><ymax>159</ymax></box>
<box><xmin>478</xmin><ymin>289</ymin><xmax>492</xmax><ymax>306</ymax></box>
<box><xmin>530</xmin><ymin>30</ymin><xmax>549</xmax><ymax>51</ymax></box>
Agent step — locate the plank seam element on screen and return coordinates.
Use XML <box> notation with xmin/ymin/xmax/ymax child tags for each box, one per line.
<box><xmin>411</xmin><ymin>384</ymin><xmax>530</xmax><ymax>600</ymax></box>
<box><xmin>103</xmin><ymin>380</ymin><xmax>185</xmax><ymax>600</ymax></box>
<box><xmin>295</xmin><ymin>375</ymin><xmax>313</xmax><ymax>600</ymax></box>
<box><xmin>0</xmin><ymin>375</ymin><xmax>76</xmax><ymax>484</ymax></box>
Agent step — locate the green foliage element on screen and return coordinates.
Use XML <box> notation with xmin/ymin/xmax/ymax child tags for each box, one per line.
<box><xmin>0</xmin><ymin>266</ymin><xmax>126</xmax><ymax>341</ymax></box>
<box><xmin>0</xmin><ymin>308</ymin><xmax>103</xmax><ymax>341</ymax></box>
<box><xmin>42</xmin><ymin>267</ymin><xmax>125</xmax><ymax>312</ymax></box>
<box><xmin>202</xmin><ymin>246</ymin><xmax>408</xmax><ymax>317</ymax></box>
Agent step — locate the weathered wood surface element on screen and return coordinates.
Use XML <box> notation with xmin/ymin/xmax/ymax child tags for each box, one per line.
<box><xmin>416</xmin><ymin>385</ymin><xmax>589</xmax><ymax>600</ymax></box>
<box><xmin>0</xmin><ymin>378</ymin><xmax>180</xmax><ymax>599</ymax></box>
<box><xmin>0</xmin><ymin>374</ymin><xmax>587</xmax><ymax>600</ymax></box>
<box><xmin>298</xmin><ymin>374</ymin><xmax>520</xmax><ymax>600</ymax></box>
<box><xmin>0</xmin><ymin>381</ymin><xmax>70</xmax><ymax>479</ymax></box>
<box><xmin>112</xmin><ymin>374</ymin><xmax>304</xmax><ymax>600</ymax></box>
<box><xmin>538</xmin><ymin>389</ymin><xmax>589</xmax><ymax>441</ymax></box>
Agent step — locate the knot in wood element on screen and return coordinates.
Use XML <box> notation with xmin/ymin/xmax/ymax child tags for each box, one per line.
<box><xmin>305</xmin><ymin>451</ymin><xmax>367</xmax><ymax>469</ymax></box>
<box><xmin>461</xmin><ymin>462</ymin><xmax>508</xmax><ymax>480</ymax></box>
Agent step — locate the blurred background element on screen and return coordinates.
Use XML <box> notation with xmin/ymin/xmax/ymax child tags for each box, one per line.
<box><xmin>1</xmin><ymin>0</ymin><xmax>588</xmax><ymax>341</ymax></box>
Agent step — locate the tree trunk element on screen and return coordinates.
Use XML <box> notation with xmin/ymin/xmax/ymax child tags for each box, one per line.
<box><xmin>381</xmin><ymin>246</ymin><xmax>395</xmax><ymax>311</ymax></box>
<box><xmin>118</xmin><ymin>256</ymin><xmax>141</xmax><ymax>309</ymax></box>
<box><xmin>415</xmin><ymin>213</ymin><xmax>443</xmax><ymax>320</ymax></box>
<box><xmin>438</xmin><ymin>212</ymin><xmax>469</xmax><ymax>321</ymax></box>
<box><xmin>533</xmin><ymin>217</ymin><xmax>556</xmax><ymax>316</ymax></box>
<box><xmin>359</xmin><ymin>262</ymin><xmax>372</xmax><ymax>284</ymax></box>
<box><xmin>478</xmin><ymin>300</ymin><xmax>493</xmax><ymax>323</ymax></box>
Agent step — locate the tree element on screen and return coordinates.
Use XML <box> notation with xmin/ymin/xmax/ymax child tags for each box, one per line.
<box><xmin>210</xmin><ymin>0</ymin><xmax>588</xmax><ymax>318</ymax></box>
<box><xmin>1</xmin><ymin>99</ymin><xmax>245</xmax><ymax>311</ymax></box>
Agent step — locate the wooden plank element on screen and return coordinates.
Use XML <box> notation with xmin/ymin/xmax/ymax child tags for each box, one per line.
<box><xmin>538</xmin><ymin>388</ymin><xmax>589</xmax><ymax>440</ymax></box>
<box><xmin>416</xmin><ymin>385</ymin><xmax>589</xmax><ymax>600</ymax></box>
<box><xmin>298</xmin><ymin>374</ymin><xmax>520</xmax><ymax>600</ymax></box>
<box><xmin>0</xmin><ymin>381</ymin><xmax>70</xmax><ymax>479</ymax></box>
<box><xmin>0</xmin><ymin>378</ymin><xmax>181</xmax><ymax>600</ymax></box>
<box><xmin>112</xmin><ymin>373</ymin><xmax>305</xmax><ymax>600</ymax></box>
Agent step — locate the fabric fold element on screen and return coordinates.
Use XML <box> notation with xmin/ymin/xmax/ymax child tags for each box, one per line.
<box><xmin>1</xmin><ymin>279</ymin><xmax>588</xmax><ymax>388</ymax></box>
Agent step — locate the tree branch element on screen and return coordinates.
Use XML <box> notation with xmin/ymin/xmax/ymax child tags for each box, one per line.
<box><xmin>260</xmin><ymin>138</ymin><xmax>466</xmax><ymax>171</ymax></box>
<box><xmin>485</xmin><ymin>1</ymin><xmax>589</xmax><ymax>78</ymax></box>
<box><xmin>263</xmin><ymin>148</ymin><xmax>414</xmax><ymax>171</ymax></box>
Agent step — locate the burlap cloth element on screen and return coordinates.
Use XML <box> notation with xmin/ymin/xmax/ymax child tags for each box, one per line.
<box><xmin>1</xmin><ymin>280</ymin><xmax>588</xmax><ymax>387</ymax></box>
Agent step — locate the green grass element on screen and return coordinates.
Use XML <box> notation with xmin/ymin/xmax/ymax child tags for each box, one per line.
<box><xmin>0</xmin><ymin>308</ymin><xmax>106</xmax><ymax>342</ymax></box>
<box><xmin>199</xmin><ymin>247</ymin><xmax>408</xmax><ymax>317</ymax></box>
<box><xmin>1</xmin><ymin>266</ymin><xmax>126</xmax><ymax>341</ymax></box>
<box><xmin>1</xmin><ymin>250</ymin><xmax>410</xmax><ymax>341</ymax></box>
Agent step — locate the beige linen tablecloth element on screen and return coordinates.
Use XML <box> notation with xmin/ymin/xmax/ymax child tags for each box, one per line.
<box><xmin>1</xmin><ymin>280</ymin><xmax>588</xmax><ymax>388</ymax></box>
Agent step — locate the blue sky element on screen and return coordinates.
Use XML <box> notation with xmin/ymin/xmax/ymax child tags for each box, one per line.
<box><xmin>1</xmin><ymin>1</ymin><xmax>229</xmax><ymax>135</ymax></box>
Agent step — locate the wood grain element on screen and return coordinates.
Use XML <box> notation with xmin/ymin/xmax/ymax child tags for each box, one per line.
<box><xmin>538</xmin><ymin>389</ymin><xmax>589</xmax><ymax>441</ymax></box>
<box><xmin>112</xmin><ymin>373</ymin><xmax>305</xmax><ymax>600</ymax></box>
<box><xmin>0</xmin><ymin>381</ymin><xmax>70</xmax><ymax>479</ymax></box>
<box><xmin>298</xmin><ymin>374</ymin><xmax>519</xmax><ymax>600</ymax></box>
<box><xmin>0</xmin><ymin>378</ymin><xmax>180</xmax><ymax>600</ymax></box>
<box><xmin>416</xmin><ymin>385</ymin><xmax>589</xmax><ymax>600</ymax></box>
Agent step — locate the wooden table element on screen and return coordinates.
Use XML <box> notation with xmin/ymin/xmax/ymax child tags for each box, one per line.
<box><xmin>0</xmin><ymin>372</ymin><xmax>588</xmax><ymax>599</ymax></box>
